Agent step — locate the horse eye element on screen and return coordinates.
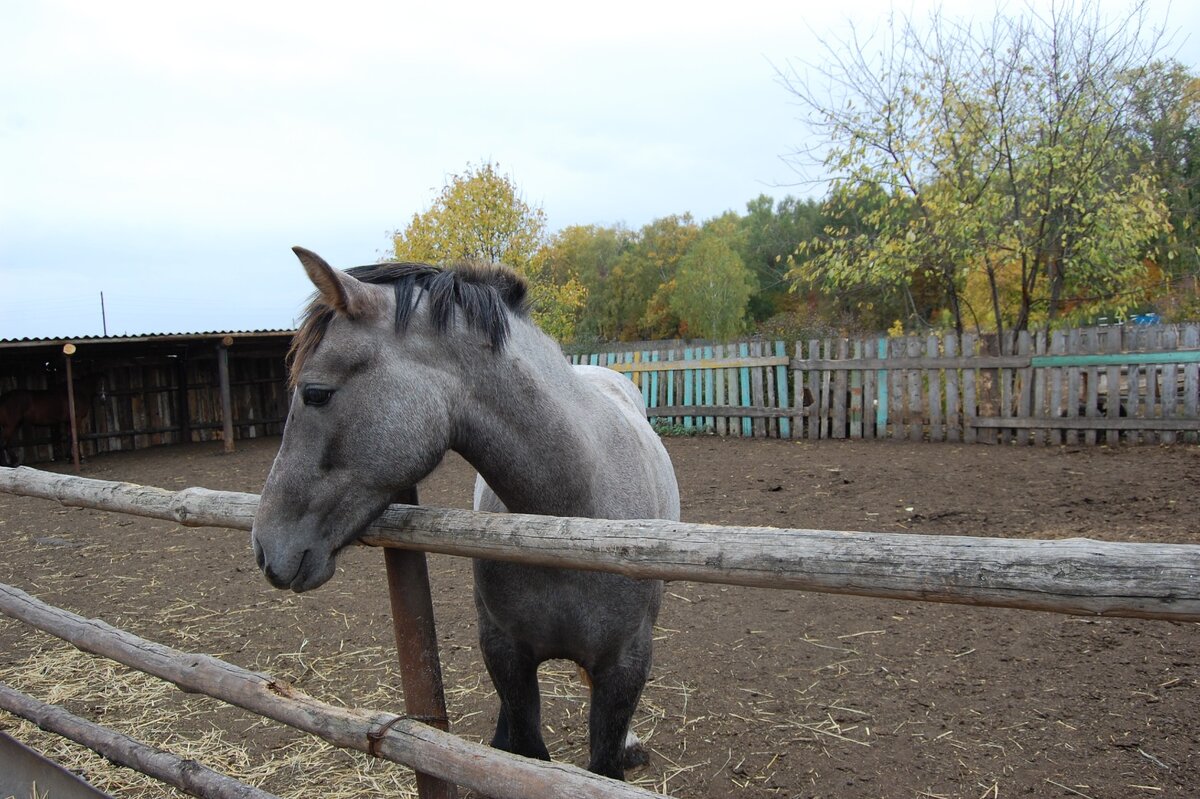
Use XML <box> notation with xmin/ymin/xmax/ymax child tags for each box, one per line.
<box><xmin>302</xmin><ymin>384</ymin><xmax>336</xmax><ymax>407</ymax></box>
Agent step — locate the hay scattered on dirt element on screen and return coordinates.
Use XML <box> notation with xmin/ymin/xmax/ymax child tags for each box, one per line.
<box><xmin>0</xmin><ymin>636</ymin><xmax>419</xmax><ymax>799</ymax></box>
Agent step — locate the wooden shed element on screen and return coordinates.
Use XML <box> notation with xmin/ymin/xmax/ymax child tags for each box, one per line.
<box><xmin>0</xmin><ymin>330</ymin><xmax>294</xmax><ymax>465</ymax></box>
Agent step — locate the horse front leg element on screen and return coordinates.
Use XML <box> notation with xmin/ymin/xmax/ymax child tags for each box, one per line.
<box><xmin>478</xmin><ymin>621</ymin><xmax>550</xmax><ymax>762</ymax></box>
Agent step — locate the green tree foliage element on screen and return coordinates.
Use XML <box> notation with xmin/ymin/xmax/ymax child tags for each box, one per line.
<box><xmin>670</xmin><ymin>215</ymin><xmax>756</xmax><ymax>340</ymax></box>
<box><xmin>739</xmin><ymin>195</ymin><xmax>824</xmax><ymax>321</ymax></box>
<box><xmin>1123</xmin><ymin>61</ymin><xmax>1200</xmax><ymax>279</ymax></box>
<box><xmin>536</xmin><ymin>224</ymin><xmax>634</xmax><ymax>342</ymax></box>
<box><xmin>605</xmin><ymin>215</ymin><xmax>700</xmax><ymax>340</ymax></box>
<box><xmin>782</xmin><ymin>2</ymin><xmax>1173</xmax><ymax>346</ymax></box>
<box><xmin>390</xmin><ymin>162</ymin><xmax>584</xmax><ymax>341</ymax></box>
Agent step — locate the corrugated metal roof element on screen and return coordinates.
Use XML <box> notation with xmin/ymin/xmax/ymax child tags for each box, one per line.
<box><xmin>0</xmin><ymin>328</ymin><xmax>296</xmax><ymax>347</ymax></box>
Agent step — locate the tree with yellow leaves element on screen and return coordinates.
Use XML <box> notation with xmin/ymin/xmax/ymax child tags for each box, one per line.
<box><xmin>390</xmin><ymin>162</ymin><xmax>584</xmax><ymax>341</ymax></box>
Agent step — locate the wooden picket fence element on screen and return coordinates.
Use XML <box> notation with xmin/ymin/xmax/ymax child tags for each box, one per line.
<box><xmin>572</xmin><ymin>323</ymin><xmax>1200</xmax><ymax>445</ymax></box>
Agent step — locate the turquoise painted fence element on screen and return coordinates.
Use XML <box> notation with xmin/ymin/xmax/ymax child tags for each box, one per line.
<box><xmin>572</xmin><ymin>323</ymin><xmax>1200</xmax><ymax>444</ymax></box>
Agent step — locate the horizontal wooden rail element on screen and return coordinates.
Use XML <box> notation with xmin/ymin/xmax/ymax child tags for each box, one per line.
<box><xmin>970</xmin><ymin>417</ymin><xmax>1200</xmax><ymax>431</ymax></box>
<box><xmin>792</xmin><ymin>355</ymin><xmax>1028</xmax><ymax>370</ymax></box>
<box><xmin>0</xmin><ymin>584</ymin><xmax>665</xmax><ymax>799</ymax></box>
<box><xmin>608</xmin><ymin>356</ymin><xmax>789</xmax><ymax>373</ymax></box>
<box><xmin>647</xmin><ymin>405</ymin><xmax>804</xmax><ymax>419</ymax></box>
<box><xmin>791</xmin><ymin>349</ymin><xmax>1200</xmax><ymax>371</ymax></box>
<box><xmin>0</xmin><ymin>680</ymin><xmax>280</xmax><ymax>799</ymax></box>
<box><xmin>2</xmin><ymin>467</ymin><xmax>1197</xmax><ymax>621</ymax></box>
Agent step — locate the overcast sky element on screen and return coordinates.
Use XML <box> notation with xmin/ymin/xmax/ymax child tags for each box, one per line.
<box><xmin>2</xmin><ymin>0</ymin><xmax>1196</xmax><ymax>340</ymax></box>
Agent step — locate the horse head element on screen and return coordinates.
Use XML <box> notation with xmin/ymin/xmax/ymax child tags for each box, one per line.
<box><xmin>251</xmin><ymin>247</ymin><xmax>522</xmax><ymax>592</ymax></box>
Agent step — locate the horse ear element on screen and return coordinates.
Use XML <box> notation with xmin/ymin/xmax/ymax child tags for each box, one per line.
<box><xmin>292</xmin><ymin>246</ymin><xmax>371</xmax><ymax>317</ymax></box>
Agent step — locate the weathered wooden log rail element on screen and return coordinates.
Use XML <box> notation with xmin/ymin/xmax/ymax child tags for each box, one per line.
<box><xmin>0</xmin><ymin>583</ymin><xmax>663</xmax><ymax>799</ymax></box>
<box><xmin>0</xmin><ymin>678</ymin><xmax>282</xmax><ymax>799</ymax></box>
<box><xmin>3</xmin><ymin>466</ymin><xmax>1198</xmax><ymax>621</ymax></box>
<box><xmin>3</xmin><ymin>465</ymin><xmax>1199</xmax><ymax>799</ymax></box>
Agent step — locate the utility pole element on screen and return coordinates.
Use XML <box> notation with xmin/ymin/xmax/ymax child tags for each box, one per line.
<box><xmin>100</xmin><ymin>292</ymin><xmax>108</xmax><ymax>336</ymax></box>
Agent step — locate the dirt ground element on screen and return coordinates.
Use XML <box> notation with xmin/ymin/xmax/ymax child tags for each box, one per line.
<box><xmin>1</xmin><ymin>435</ymin><xmax>1198</xmax><ymax>799</ymax></box>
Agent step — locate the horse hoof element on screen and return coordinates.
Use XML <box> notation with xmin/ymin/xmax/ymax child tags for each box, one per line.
<box><xmin>621</xmin><ymin>734</ymin><xmax>650</xmax><ymax>770</ymax></box>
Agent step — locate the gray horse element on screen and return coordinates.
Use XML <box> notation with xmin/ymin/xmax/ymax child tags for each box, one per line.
<box><xmin>251</xmin><ymin>247</ymin><xmax>680</xmax><ymax>780</ymax></box>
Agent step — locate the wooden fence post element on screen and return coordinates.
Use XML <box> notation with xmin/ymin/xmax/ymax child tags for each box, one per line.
<box><xmin>384</xmin><ymin>487</ymin><xmax>456</xmax><ymax>799</ymax></box>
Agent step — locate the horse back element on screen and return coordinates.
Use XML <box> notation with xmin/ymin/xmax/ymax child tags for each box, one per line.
<box><xmin>571</xmin><ymin>364</ymin><xmax>680</xmax><ymax>523</ymax></box>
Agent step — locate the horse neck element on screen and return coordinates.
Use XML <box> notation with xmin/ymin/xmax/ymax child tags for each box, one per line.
<box><xmin>450</xmin><ymin>320</ymin><xmax>597</xmax><ymax>516</ymax></box>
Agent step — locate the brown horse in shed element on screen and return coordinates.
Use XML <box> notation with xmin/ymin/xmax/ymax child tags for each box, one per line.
<box><xmin>0</xmin><ymin>375</ymin><xmax>106</xmax><ymax>465</ymax></box>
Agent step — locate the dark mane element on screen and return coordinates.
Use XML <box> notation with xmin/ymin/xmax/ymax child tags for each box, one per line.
<box><xmin>288</xmin><ymin>260</ymin><xmax>529</xmax><ymax>386</ymax></box>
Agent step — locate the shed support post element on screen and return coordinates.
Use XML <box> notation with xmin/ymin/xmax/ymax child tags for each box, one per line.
<box><xmin>175</xmin><ymin>353</ymin><xmax>191</xmax><ymax>445</ymax></box>
<box><xmin>216</xmin><ymin>341</ymin><xmax>234</xmax><ymax>454</ymax></box>
<box><xmin>63</xmin><ymin>348</ymin><xmax>81</xmax><ymax>472</ymax></box>
<box><xmin>384</xmin><ymin>487</ymin><xmax>456</xmax><ymax>799</ymax></box>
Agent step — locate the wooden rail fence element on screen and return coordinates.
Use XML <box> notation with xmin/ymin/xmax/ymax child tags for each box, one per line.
<box><xmin>574</xmin><ymin>323</ymin><xmax>1200</xmax><ymax>445</ymax></box>
<box><xmin>2</xmin><ymin>467</ymin><xmax>1199</xmax><ymax>797</ymax></box>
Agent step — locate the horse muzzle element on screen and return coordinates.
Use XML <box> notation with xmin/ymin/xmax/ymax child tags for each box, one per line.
<box><xmin>251</xmin><ymin>529</ymin><xmax>336</xmax><ymax>593</ymax></box>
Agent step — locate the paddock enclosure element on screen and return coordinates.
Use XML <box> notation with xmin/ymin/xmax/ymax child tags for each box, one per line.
<box><xmin>1</xmin><ymin>437</ymin><xmax>1196</xmax><ymax>798</ymax></box>
<box><xmin>3</xmin><ymin>322</ymin><xmax>1197</xmax><ymax>469</ymax></box>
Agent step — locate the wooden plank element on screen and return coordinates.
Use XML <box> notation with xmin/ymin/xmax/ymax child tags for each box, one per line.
<box><xmin>774</xmin><ymin>341</ymin><xmax>791</xmax><ymax>439</ymax></box>
<box><xmin>819</xmin><ymin>340</ymin><xmax>834</xmax><ymax>439</ymax></box>
<box><xmin>905</xmin><ymin>336</ymin><xmax>922</xmax><ymax>441</ymax></box>
<box><xmin>1016</xmin><ymin>331</ymin><xmax>1032</xmax><ymax>446</ymax></box>
<box><xmin>1083</xmin><ymin>328</ymin><xmax>1100</xmax><ymax>446</ymax></box>
<box><xmin>750</xmin><ymin>342</ymin><xmax>766</xmax><ymax>437</ymax></box>
<box><xmin>647</xmin><ymin>405</ymin><xmax>807</xmax><ymax>419</ymax></box>
<box><xmin>962</xmin><ymin>333</ymin><xmax>977</xmax><ymax>444</ymax></box>
<box><xmin>1047</xmin><ymin>330</ymin><xmax>1065</xmax><ymax>446</ymax></box>
<box><xmin>873</xmin><ymin>337</ymin><xmax>888</xmax><ymax>438</ymax></box>
<box><xmin>1125</xmin><ymin>338</ymin><xmax>1143</xmax><ymax>445</ymax></box>
<box><xmin>714</xmin><ymin>345</ymin><xmax>728</xmax><ymax>436</ymax></box>
<box><xmin>739</xmin><ymin>342</ymin><xmax>753</xmax><ymax>437</ymax></box>
<box><xmin>609</xmin><ymin>355</ymin><xmax>790</xmax><ymax>372</ymax></box>
<box><xmin>1145</xmin><ymin>329</ymin><xmax>1161</xmax><ymax>445</ymax></box>
<box><xmin>944</xmin><ymin>334</ymin><xmax>960</xmax><ymax>443</ymax></box>
<box><xmin>644</xmin><ymin>350</ymin><xmax>659</xmax><ymax>425</ymax></box>
<box><xmin>849</xmin><ymin>339</ymin><xmax>864</xmax><ymax>439</ymax></box>
<box><xmin>1030</xmin><ymin>331</ymin><xmax>1046</xmax><ymax>446</ymax></box>
<box><xmin>764</xmin><ymin>343</ymin><xmax>778</xmax><ymax>438</ymax></box>
<box><xmin>1185</xmin><ymin>325</ymin><xmax>1200</xmax><ymax>444</ymax></box>
<box><xmin>861</xmin><ymin>337</ymin><xmax>877</xmax><ymax>440</ymax></box>
<box><xmin>807</xmin><ymin>340</ymin><xmax>821</xmax><ymax>441</ymax></box>
<box><xmin>1160</xmin><ymin>328</ymin><xmax>1179</xmax><ymax>445</ymax></box>
<box><xmin>1105</xmin><ymin>331</ymin><xmax>1121</xmax><ymax>446</ymax></box>
<box><xmin>681</xmin><ymin>347</ymin><xmax>694</xmax><ymax>431</ymax></box>
<box><xmin>728</xmin><ymin>345</ymin><xmax>743</xmax><ymax>437</ymax></box>
<box><xmin>703</xmin><ymin>345</ymin><xmax>716</xmax><ymax>432</ymax></box>
<box><xmin>970</xmin><ymin>416</ymin><xmax>1200</xmax><ymax>431</ymax></box>
<box><xmin>1066</xmin><ymin>329</ymin><xmax>1082</xmax><ymax>446</ymax></box>
<box><xmin>926</xmin><ymin>334</ymin><xmax>943</xmax><ymax>442</ymax></box>
<box><xmin>995</xmin><ymin>336</ymin><xmax>1012</xmax><ymax>445</ymax></box>
<box><xmin>5</xmin><ymin>471</ymin><xmax>1200</xmax><ymax>621</ymax></box>
<box><xmin>791</xmin><ymin>355</ymin><xmax>1029</xmax><ymax>370</ymax></box>
<box><xmin>889</xmin><ymin>338</ymin><xmax>904</xmax><ymax>440</ymax></box>
<box><xmin>1031</xmin><ymin>350</ymin><xmax>1200</xmax><ymax>367</ymax></box>
<box><xmin>832</xmin><ymin>338</ymin><xmax>849</xmax><ymax>439</ymax></box>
